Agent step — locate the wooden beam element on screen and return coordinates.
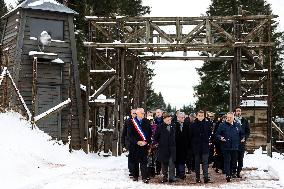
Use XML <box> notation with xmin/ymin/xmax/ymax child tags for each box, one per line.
<box><xmin>243</xmin><ymin>19</ymin><xmax>268</xmax><ymax>42</ymax></box>
<box><xmin>92</xmin><ymin>22</ymin><xmax>113</xmax><ymax>41</ymax></box>
<box><xmin>206</xmin><ymin>19</ymin><xmax>212</xmax><ymax>44</ymax></box>
<box><xmin>90</xmin><ymin>69</ymin><xmax>116</xmax><ymax>74</ymax></box>
<box><xmin>14</xmin><ymin>10</ymin><xmax>27</xmax><ymax>87</ymax></box>
<box><xmin>181</xmin><ymin>21</ymin><xmax>205</xmax><ymax>43</ymax></box>
<box><xmin>242</xmin><ymin>76</ymin><xmax>267</xmax><ymax>97</ymax></box>
<box><xmin>89</xmin><ymin>75</ymin><xmax>115</xmax><ymax>100</ymax></box>
<box><xmin>241</xmin><ymin>47</ymin><xmax>264</xmax><ymax>69</ymax></box>
<box><xmin>85</xmin><ymin>15</ymin><xmax>277</xmax><ymax>22</ymax></box>
<box><xmin>68</xmin><ymin>15</ymin><xmax>85</xmax><ymax>146</ymax></box>
<box><xmin>150</xmin><ymin>22</ymin><xmax>174</xmax><ymax>43</ymax></box>
<box><xmin>84</xmin><ymin>42</ymin><xmax>274</xmax><ymax>50</ymax></box>
<box><xmin>139</xmin><ymin>56</ymin><xmax>248</xmax><ymax>61</ymax></box>
<box><xmin>124</xmin><ymin>27</ymin><xmax>146</xmax><ymax>43</ymax></box>
<box><xmin>34</xmin><ymin>98</ymin><xmax>71</xmax><ymax>122</ymax></box>
<box><xmin>210</xmin><ymin>21</ymin><xmax>235</xmax><ymax>42</ymax></box>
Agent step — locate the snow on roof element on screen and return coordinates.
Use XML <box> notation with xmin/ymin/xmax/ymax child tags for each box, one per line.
<box><xmin>80</xmin><ymin>84</ymin><xmax>86</xmax><ymax>92</ymax></box>
<box><xmin>241</xmin><ymin>100</ymin><xmax>268</xmax><ymax>107</ymax></box>
<box><xmin>97</xmin><ymin>94</ymin><xmax>107</xmax><ymax>100</ymax></box>
<box><xmin>28</xmin><ymin>0</ymin><xmax>59</xmax><ymax>6</ymax></box>
<box><xmin>90</xmin><ymin>99</ymin><xmax>116</xmax><ymax>104</ymax></box>
<box><xmin>51</xmin><ymin>58</ymin><xmax>64</xmax><ymax>64</ymax></box>
<box><xmin>29</xmin><ymin>51</ymin><xmax>57</xmax><ymax>56</ymax></box>
<box><xmin>3</xmin><ymin>0</ymin><xmax>77</xmax><ymax>18</ymax></box>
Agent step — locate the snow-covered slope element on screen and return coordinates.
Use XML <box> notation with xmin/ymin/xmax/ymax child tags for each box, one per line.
<box><xmin>0</xmin><ymin>111</ymin><xmax>283</xmax><ymax>189</ymax></box>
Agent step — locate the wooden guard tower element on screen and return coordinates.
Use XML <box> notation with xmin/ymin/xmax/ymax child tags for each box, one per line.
<box><xmin>0</xmin><ymin>0</ymin><xmax>85</xmax><ymax>150</ymax></box>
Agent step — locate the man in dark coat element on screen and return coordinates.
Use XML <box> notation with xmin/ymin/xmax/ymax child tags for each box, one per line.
<box><xmin>216</xmin><ymin>112</ymin><xmax>245</xmax><ymax>182</ymax></box>
<box><xmin>154</xmin><ymin>113</ymin><xmax>176</xmax><ymax>183</ymax></box>
<box><xmin>154</xmin><ymin>108</ymin><xmax>163</xmax><ymax>175</ymax></box>
<box><xmin>121</xmin><ymin>109</ymin><xmax>136</xmax><ymax>177</ymax></box>
<box><xmin>128</xmin><ymin>108</ymin><xmax>152</xmax><ymax>183</ymax></box>
<box><xmin>189</xmin><ymin>110</ymin><xmax>212</xmax><ymax>183</ymax></box>
<box><xmin>212</xmin><ymin>113</ymin><xmax>226</xmax><ymax>173</ymax></box>
<box><xmin>185</xmin><ymin>113</ymin><xmax>196</xmax><ymax>174</ymax></box>
<box><xmin>154</xmin><ymin>109</ymin><xmax>163</xmax><ymax>126</ymax></box>
<box><xmin>175</xmin><ymin>112</ymin><xmax>188</xmax><ymax>179</ymax></box>
<box><xmin>234</xmin><ymin>107</ymin><xmax>250</xmax><ymax>178</ymax></box>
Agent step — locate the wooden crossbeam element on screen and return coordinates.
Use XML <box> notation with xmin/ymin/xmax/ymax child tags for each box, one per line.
<box><xmin>150</xmin><ymin>22</ymin><xmax>174</xmax><ymax>43</ymax></box>
<box><xmin>242</xmin><ymin>76</ymin><xmax>267</xmax><ymax>97</ymax></box>
<box><xmin>210</xmin><ymin>21</ymin><xmax>235</xmax><ymax>42</ymax></box>
<box><xmin>244</xmin><ymin>19</ymin><xmax>268</xmax><ymax>42</ymax></box>
<box><xmin>139</xmin><ymin>56</ymin><xmax>248</xmax><ymax>61</ymax></box>
<box><xmin>34</xmin><ymin>98</ymin><xmax>71</xmax><ymax>122</ymax></box>
<box><xmin>86</xmin><ymin>15</ymin><xmax>276</xmax><ymax>22</ymax></box>
<box><xmin>181</xmin><ymin>21</ymin><xmax>205</xmax><ymax>43</ymax></box>
<box><xmin>92</xmin><ymin>22</ymin><xmax>113</xmax><ymax>41</ymax></box>
<box><xmin>84</xmin><ymin>42</ymin><xmax>274</xmax><ymax>50</ymax></box>
<box><xmin>124</xmin><ymin>27</ymin><xmax>146</xmax><ymax>43</ymax></box>
<box><xmin>241</xmin><ymin>48</ymin><xmax>264</xmax><ymax>69</ymax></box>
<box><xmin>89</xmin><ymin>75</ymin><xmax>115</xmax><ymax>100</ymax></box>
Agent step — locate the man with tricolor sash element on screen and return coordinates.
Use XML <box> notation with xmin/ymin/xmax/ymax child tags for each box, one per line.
<box><xmin>128</xmin><ymin>108</ymin><xmax>152</xmax><ymax>184</ymax></box>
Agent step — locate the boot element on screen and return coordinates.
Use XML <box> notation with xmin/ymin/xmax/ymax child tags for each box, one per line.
<box><xmin>226</xmin><ymin>176</ymin><xmax>231</xmax><ymax>182</ymax></box>
<box><xmin>237</xmin><ymin>172</ymin><xmax>242</xmax><ymax>178</ymax></box>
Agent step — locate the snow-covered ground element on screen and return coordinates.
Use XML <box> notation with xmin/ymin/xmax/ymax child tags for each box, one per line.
<box><xmin>0</xmin><ymin>111</ymin><xmax>284</xmax><ymax>189</ymax></box>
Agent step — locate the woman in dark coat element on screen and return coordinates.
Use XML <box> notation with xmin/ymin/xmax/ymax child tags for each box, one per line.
<box><xmin>154</xmin><ymin>113</ymin><xmax>176</xmax><ymax>183</ymax></box>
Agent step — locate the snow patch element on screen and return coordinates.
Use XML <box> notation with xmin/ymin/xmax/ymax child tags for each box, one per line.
<box><xmin>29</xmin><ymin>51</ymin><xmax>57</xmax><ymax>56</ymax></box>
<box><xmin>51</xmin><ymin>58</ymin><xmax>64</xmax><ymax>64</ymax></box>
<box><xmin>28</xmin><ymin>0</ymin><xmax>60</xmax><ymax>7</ymax></box>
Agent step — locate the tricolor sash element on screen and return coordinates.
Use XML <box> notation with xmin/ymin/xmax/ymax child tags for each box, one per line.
<box><xmin>132</xmin><ymin>118</ymin><xmax>147</xmax><ymax>141</ymax></box>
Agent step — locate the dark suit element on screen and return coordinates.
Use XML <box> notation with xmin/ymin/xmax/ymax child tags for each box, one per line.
<box><xmin>121</xmin><ymin>117</ymin><xmax>133</xmax><ymax>175</ymax></box>
<box><xmin>189</xmin><ymin>119</ymin><xmax>212</xmax><ymax>180</ymax></box>
<box><xmin>128</xmin><ymin>117</ymin><xmax>152</xmax><ymax>180</ymax></box>
<box><xmin>175</xmin><ymin>121</ymin><xmax>188</xmax><ymax>178</ymax></box>
<box><xmin>154</xmin><ymin>122</ymin><xmax>176</xmax><ymax>180</ymax></box>
<box><xmin>235</xmin><ymin>116</ymin><xmax>250</xmax><ymax>174</ymax></box>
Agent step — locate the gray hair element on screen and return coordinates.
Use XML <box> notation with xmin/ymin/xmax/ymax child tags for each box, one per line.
<box><xmin>178</xmin><ymin>112</ymin><xmax>185</xmax><ymax>117</ymax></box>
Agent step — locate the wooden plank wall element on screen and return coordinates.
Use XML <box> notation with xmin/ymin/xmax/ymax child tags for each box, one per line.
<box><xmin>2</xmin><ymin>10</ymin><xmax>82</xmax><ymax>149</ymax></box>
<box><xmin>0</xmin><ymin>12</ymin><xmax>20</xmax><ymax>106</ymax></box>
<box><xmin>242</xmin><ymin>108</ymin><xmax>268</xmax><ymax>152</ymax></box>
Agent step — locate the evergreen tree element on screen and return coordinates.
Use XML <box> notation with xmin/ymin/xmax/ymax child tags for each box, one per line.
<box><xmin>180</xmin><ymin>104</ymin><xmax>195</xmax><ymax>115</ymax></box>
<box><xmin>194</xmin><ymin>0</ymin><xmax>284</xmax><ymax>115</ymax></box>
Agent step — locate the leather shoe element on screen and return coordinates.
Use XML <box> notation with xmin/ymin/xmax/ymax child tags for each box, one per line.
<box><xmin>226</xmin><ymin>176</ymin><xmax>231</xmax><ymax>182</ymax></box>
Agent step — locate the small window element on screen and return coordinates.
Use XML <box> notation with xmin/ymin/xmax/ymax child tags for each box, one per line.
<box><xmin>30</xmin><ymin>18</ymin><xmax>64</xmax><ymax>41</ymax></box>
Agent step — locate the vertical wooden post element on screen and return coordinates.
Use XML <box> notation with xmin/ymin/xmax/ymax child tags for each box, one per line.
<box><xmin>118</xmin><ymin>49</ymin><xmax>125</xmax><ymax>156</ymax></box>
<box><xmin>206</xmin><ymin>19</ymin><xmax>212</xmax><ymax>44</ymax></box>
<box><xmin>2</xmin><ymin>52</ymin><xmax>9</xmax><ymax>108</ymax></box>
<box><xmin>267</xmin><ymin>18</ymin><xmax>273</xmax><ymax>157</ymax></box>
<box><xmin>84</xmin><ymin>20</ymin><xmax>92</xmax><ymax>153</ymax></box>
<box><xmin>31</xmin><ymin>57</ymin><xmax>38</xmax><ymax>129</ymax></box>
<box><xmin>230</xmin><ymin>7</ymin><xmax>242</xmax><ymax>111</ymax></box>
<box><xmin>68</xmin><ymin>62</ymin><xmax>73</xmax><ymax>152</ymax></box>
<box><xmin>93</xmin><ymin>107</ymin><xmax>98</xmax><ymax>152</ymax></box>
<box><xmin>176</xmin><ymin>19</ymin><xmax>182</xmax><ymax>43</ymax></box>
<box><xmin>146</xmin><ymin>20</ymin><xmax>151</xmax><ymax>44</ymax></box>
<box><xmin>112</xmin><ymin>48</ymin><xmax>120</xmax><ymax>156</ymax></box>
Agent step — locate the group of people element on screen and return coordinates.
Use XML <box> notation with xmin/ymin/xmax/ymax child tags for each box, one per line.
<box><xmin>121</xmin><ymin>107</ymin><xmax>250</xmax><ymax>184</ymax></box>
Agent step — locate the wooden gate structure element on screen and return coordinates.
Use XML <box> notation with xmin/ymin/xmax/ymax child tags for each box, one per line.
<box><xmin>84</xmin><ymin>7</ymin><xmax>277</xmax><ymax>156</ymax></box>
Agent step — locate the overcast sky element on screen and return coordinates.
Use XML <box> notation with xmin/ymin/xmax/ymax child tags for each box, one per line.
<box><xmin>4</xmin><ymin>0</ymin><xmax>284</xmax><ymax>109</ymax></box>
<box><xmin>142</xmin><ymin>0</ymin><xmax>284</xmax><ymax>109</ymax></box>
